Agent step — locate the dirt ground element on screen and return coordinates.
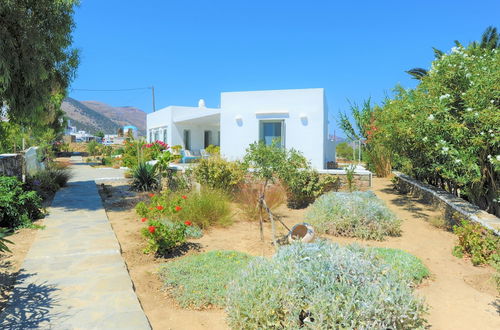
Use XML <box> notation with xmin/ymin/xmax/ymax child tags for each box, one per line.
<box><xmin>99</xmin><ymin>177</ymin><xmax>499</xmax><ymax>330</ymax></box>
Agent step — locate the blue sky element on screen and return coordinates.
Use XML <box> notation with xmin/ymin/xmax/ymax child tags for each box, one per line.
<box><xmin>69</xmin><ymin>0</ymin><xmax>500</xmax><ymax>137</ymax></box>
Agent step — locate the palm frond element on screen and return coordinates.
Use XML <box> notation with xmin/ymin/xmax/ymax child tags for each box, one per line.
<box><xmin>405</xmin><ymin>68</ymin><xmax>428</xmax><ymax>80</ymax></box>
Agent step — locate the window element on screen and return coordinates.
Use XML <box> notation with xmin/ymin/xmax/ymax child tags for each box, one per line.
<box><xmin>161</xmin><ymin>127</ymin><xmax>167</xmax><ymax>143</ymax></box>
<box><xmin>259</xmin><ymin>120</ymin><xmax>285</xmax><ymax>146</ymax></box>
<box><xmin>204</xmin><ymin>131</ymin><xmax>212</xmax><ymax>148</ymax></box>
<box><xmin>183</xmin><ymin>129</ymin><xmax>191</xmax><ymax>150</ymax></box>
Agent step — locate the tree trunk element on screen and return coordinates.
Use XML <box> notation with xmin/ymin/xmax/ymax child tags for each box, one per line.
<box><xmin>262</xmin><ymin>198</ymin><xmax>277</xmax><ymax>248</ymax></box>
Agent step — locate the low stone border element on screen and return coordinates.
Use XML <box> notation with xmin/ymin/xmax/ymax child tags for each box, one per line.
<box><xmin>393</xmin><ymin>171</ymin><xmax>500</xmax><ymax>235</ymax></box>
<box><xmin>318</xmin><ymin>169</ymin><xmax>372</xmax><ymax>188</ymax></box>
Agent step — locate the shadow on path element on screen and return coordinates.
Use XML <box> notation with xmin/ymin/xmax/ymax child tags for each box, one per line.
<box><xmin>0</xmin><ymin>271</ymin><xmax>65</xmax><ymax>329</ymax></box>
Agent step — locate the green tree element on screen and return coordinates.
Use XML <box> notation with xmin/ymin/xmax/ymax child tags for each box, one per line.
<box><xmin>336</xmin><ymin>142</ymin><xmax>354</xmax><ymax>160</ymax></box>
<box><xmin>96</xmin><ymin>131</ymin><xmax>105</xmax><ymax>139</ymax></box>
<box><xmin>0</xmin><ymin>0</ymin><xmax>79</xmax><ymax>125</ymax></box>
<box><xmin>406</xmin><ymin>26</ymin><xmax>499</xmax><ymax>80</ymax></box>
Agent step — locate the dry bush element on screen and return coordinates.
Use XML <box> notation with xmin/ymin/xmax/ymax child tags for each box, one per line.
<box><xmin>235</xmin><ymin>182</ymin><xmax>286</xmax><ymax>222</ymax></box>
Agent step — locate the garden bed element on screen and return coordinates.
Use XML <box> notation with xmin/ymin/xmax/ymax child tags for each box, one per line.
<box><xmin>98</xmin><ymin>177</ymin><xmax>499</xmax><ymax>329</ymax></box>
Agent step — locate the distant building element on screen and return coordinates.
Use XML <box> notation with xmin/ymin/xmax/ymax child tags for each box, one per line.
<box><xmin>123</xmin><ymin>125</ymin><xmax>138</xmax><ymax>139</ymax></box>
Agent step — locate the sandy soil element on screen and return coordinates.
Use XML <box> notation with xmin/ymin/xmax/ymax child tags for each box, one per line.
<box><xmin>99</xmin><ymin>178</ymin><xmax>499</xmax><ymax>330</ymax></box>
<box><xmin>0</xmin><ymin>221</ymin><xmax>45</xmax><ymax>314</ymax></box>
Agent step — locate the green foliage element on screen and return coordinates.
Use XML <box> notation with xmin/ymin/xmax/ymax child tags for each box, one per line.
<box><xmin>130</xmin><ymin>163</ymin><xmax>161</xmax><ymax>192</ymax></box>
<box><xmin>136</xmin><ymin>189</ymin><xmax>232</xmax><ymax>229</ymax></box>
<box><xmin>374</xmin><ymin>41</ymin><xmax>500</xmax><ymax>215</ymax></box>
<box><xmin>205</xmin><ymin>144</ymin><xmax>220</xmax><ymax>155</ymax></box>
<box><xmin>305</xmin><ymin>191</ymin><xmax>401</xmax><ymax>240</ymax></box>
<box><xmin>338</xmin><ymin>98</ymin><xmax>374</xmax><ymax>141</ymax></box>
<box><xmin>193</xmin><ymin>157</ymin><xmax>245</xmax><ymax>192</ymax></box>
<box><xmin>25</xmin><ymin>165</ymin><xmax>72</xmax><ymax>199</ymax></box>
<box><xmin>336</xmin><ymin>142</ymin><xmax>354</xmax><ymax>160</ymax></box>
<box><xmin>160</xmin><ymin>250</ymin><xmax>253</xmax><ymax>309</ymax></box>
<box><xmin>284</xmin><ymin>169</ymin><xmax>323</xmax><ymax>209</ymax></box>
<box><xmin>452</xmin><ymin>220</ymin><xmax>500</xmax><ymax>266</ymax></box>
<box><xmin>86</xmin><ymin>140</ymin><xmax>99</xmax><ymax>156</ymax></box>
<box><xmin>226</xmin><ymin>242</ymin><xmax>427</xmax><ymax>329</ymax></box>
<box><xmin>371</xmin><ymin>247</ymin><xmax>430</xmax><ymax>284</ymax></box>
<box><xmin>141</xmin><ymin>219</ymin><xmax>192</xmax><ymax>255</ymax></box>
<box><xmin>344</xmin><ymin>164</ymin><xmax>357</xmax><ymax>192</ymax></box>
<box><xmin>95</xmin><ymin>131</ymin><xmax>104</xmax><ymax>139</ymax></box>
<box><xmin>122</xmin><ymin>139</ymin><xmax>145</xmax><ymax>168</ymax></box>
<box><xmin>0</xmin><ymin>176</ymin><xmax>43</xmax><ymax>229</ymax></box>
<box><xmin>0</xmin><ymin>228</ymin><xmax>13</xmax><ymax>253</ymax></box>
<box><xmin>243</xmin><ymin>141</ymin><xmax>289</xmax><ymax>184</ymax></box>
<box><xmin>0</xmin><ymin>0</ymin><xmax>79</xmax><ymax>125</ymax></box>
<box><xmin>177</xmin><ymin>189</ymin><xmax>232</xmax><ymax>228</ymax></box>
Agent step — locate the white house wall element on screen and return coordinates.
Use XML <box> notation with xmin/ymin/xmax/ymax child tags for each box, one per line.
<box><xmin>220</xmin><ymin>88</ymin><xmax>327</xmax><ymax>169</ymax></box>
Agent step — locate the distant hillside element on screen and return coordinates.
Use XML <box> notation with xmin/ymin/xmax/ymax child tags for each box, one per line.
<box><xmin>61</xmin><ymin>98</ymin><xmax>146</xmax><ymax>135</ymax></box>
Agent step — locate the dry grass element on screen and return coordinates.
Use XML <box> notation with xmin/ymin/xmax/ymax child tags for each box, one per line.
<box><xmin>235</xmin><ymin>182</ymin><xmax>286</xmax><ymax>222</ymax></box>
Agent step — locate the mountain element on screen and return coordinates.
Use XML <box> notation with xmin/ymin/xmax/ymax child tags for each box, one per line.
<box><xmin>61</xmin><ymin>98</ymin><xmax>146</xmax><ymax>135</ymax></box>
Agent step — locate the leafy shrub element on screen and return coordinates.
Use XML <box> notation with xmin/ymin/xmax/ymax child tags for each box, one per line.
<box><xmin>372</xmin><ymin>41</ymin><xmax>500</xmax><ymax>215</ymax></box>
<box><xmin>305</xmin><ymin>191</ymin><xmax>401</xmax><ymax>240</ymax></box>
<box><xmin>371</xmin><ymin>247</ymin><xmax>430</xmax><ymax>284</ymax></box>
<box><xmin>0</xmin><ymin>228</ymin><xmax>13</xmax><ymax>253</ymax></box>
<box><xmin>0</xmin><ymin>176</ymin><xmax>43</xmax><ymax>228</ymax></box>
<box><xmin>452</xmin><ymin>219</ymin><xmax>500</xmax><ymax>266</ymax></box>
<box><xmin>144</xmin><ymin>140</ymin><xmax>169</xmax><ymax>160</ymax></box>
<box><xmin>193</xmin><ymin>157</ymin><xmax>245</xmax><ymax>192</ymax></box>
<box><xmin>100</xmin><ymin>156</ymin><xmax>112</xmax><ymax>166</ymax></box>
<box><xmin>226</xmin><ymin>242</ymin><xmax>426</xmax><ymax>329</ymax></box>
<box><xmin>160</xmin><ymin>250</ymin><xmax>253</xmax><ymax>309</ymax></box>
<box><xmin>141</xmin><ymin>219</ymin><xmax>189</xmax><ymax>255</ymax></box>
<box><xmin>283</xmin><ymin>169</ymin><xmax>324</xmax><ymax>209</ymax></box>
<box><xmin>130</xmin><ymin>162</ymin><xmax>161</xmax><ymax>192</ymax></box>
<box><xmin>87</xmin><ymin>140</ymin><xmax>99</xmax><ymax>156</ymax></box>
<box><xmin>136</xmin><ymin>189</ymin><xmax>232</xmax><ymax>229</ymax></box>
<box><xmin>176</xmin><ymin>189</ymin><xmax>232</xmax><ymax>228</ymax></box>
<box><xmin>235</xmin><ymin>182</ymin><xmax>286</xmax><ymax>222</ymax></box>
<box><xmin>205</xmin><ymin>144</ymin><xmax>220</xmax><ymax>156</ymax></box>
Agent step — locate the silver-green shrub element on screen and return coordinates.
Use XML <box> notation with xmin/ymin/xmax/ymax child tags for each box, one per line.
<box><xmin>305</xmin><ymin>191</ymin><xmax>401</xmax><ymax>240</ymax></box>
<box><xmin>226</xmin><ymin>242</ymin><xmax>426</xmax><ymax>329</ymax></box>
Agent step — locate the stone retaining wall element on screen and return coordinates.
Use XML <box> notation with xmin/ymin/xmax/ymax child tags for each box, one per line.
<box><xmin>0</xmin><ymin>153</ymin><xmax>24</xmax><ymax>179</ymax></box>
<box><xmin>318</xmin><ymin>169</ymin><xmax>372</xmax><ymax>188</ymax></box>
<box><xmin>393</xmin><ymin>171</ymin><xmax>500</xmax><ymax>235</ymax></box>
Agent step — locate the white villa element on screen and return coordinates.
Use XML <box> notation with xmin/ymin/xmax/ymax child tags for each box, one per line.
<box><xmin>146</xmin><ymin>88</ymin><xmax>335</xmax><ymax>170</ymax></box>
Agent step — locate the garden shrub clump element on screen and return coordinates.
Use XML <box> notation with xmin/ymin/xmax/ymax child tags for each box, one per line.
<box><xmin>452</xmin><ymin>219</ymin><xmax>500</xmax><ymax>291</ymax></box>
<box><xmin>25</xmin><ymin>165</ymin><xmax>73</xmax><ymax>200</ymax></box>
<box><xmin>226</xmin><ymin>242</ymin><xmax>427</xmax><ymax>329</ymax></box>
<box><xmin>141</xmin><ymin>219</ymin><xmax>201</xmax><ymax>255</ymax></box>
<box><xmin>371</xmin><ymin>247</ymin><xmax>430</xmax><ymax>284</ymax></box>
<box><xmin>160</xmin><ymin>250</ymin><xmax>253</xmax><ymax>309</ymax></box>
<box><xmin>235</xmin><ymin>182</ymin><xmax>286</xmax><ymax>222</ymax></box>
<box><xmin>305</xmin><ymin>191</ymin><xmax>401</xmax><ymax>240</ymax></box>
<box><xmin>0</xmin><ymin>176</ymin><xmax>43</xmax><ymax>229</ymax></box>
<box><xmin>193</xmin><ymin>157</ymin><xmax>245</xmax><ymax>192</ymax></box>
<box><xmin>136</xmin><ymin>189</ymin><xmax>232</xmax><ymax>229</ymax></box>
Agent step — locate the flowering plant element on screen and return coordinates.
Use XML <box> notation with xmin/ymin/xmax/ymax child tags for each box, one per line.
<box><xmin>373</xmin><ymin>44</ymin><xmax>499</xmax><ymax>215</ymax></box>
<box><xmin>141</xmin><ymin>219</ymin><xmax>188</xmax><ymax>255</ymax></box>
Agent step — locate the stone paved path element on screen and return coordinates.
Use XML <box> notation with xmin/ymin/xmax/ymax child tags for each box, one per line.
<box><xmin>0</xmin><ymin>160</ymin><xmax>151</xmax><ymax>329</ymax></box>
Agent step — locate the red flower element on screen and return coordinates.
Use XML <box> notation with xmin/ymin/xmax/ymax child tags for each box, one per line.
<box><xmin>156</xmin><ymin>205</ymin><xmax>164</xmax><ymax>211</ymax></box>
<box><xmin>148</xmin><ymin>193</ymin><xmax>155</xmax><ymax>198</ymax></box>
<box><xmin>148</xmin><ymin>226</ymin><xmax>156</xmax><ymax>234</ymax></box>
<box><xmin>141</xmin><ymin>217</ymin><xmax>147</xmax><ymax>222</ymax></box>
<box><xmin>175</xmin><ymin>206</ymin><xmax>182</xmax><ymax>212</ymax></box>
<box><xmin>184</xmin><ymin>221</ymin><xmax>192</xmax><ymax>226</ymax></box>
<box><xmin>181</xmin><ymin>195</ymin><xmax>187</xmax><ymax>200</ymax></box>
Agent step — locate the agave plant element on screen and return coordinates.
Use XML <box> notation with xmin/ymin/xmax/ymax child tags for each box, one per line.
<box><xmin>130</xmin><ymin>162</ymin><xmax>161</xmax><ymax>192</ymax></box>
